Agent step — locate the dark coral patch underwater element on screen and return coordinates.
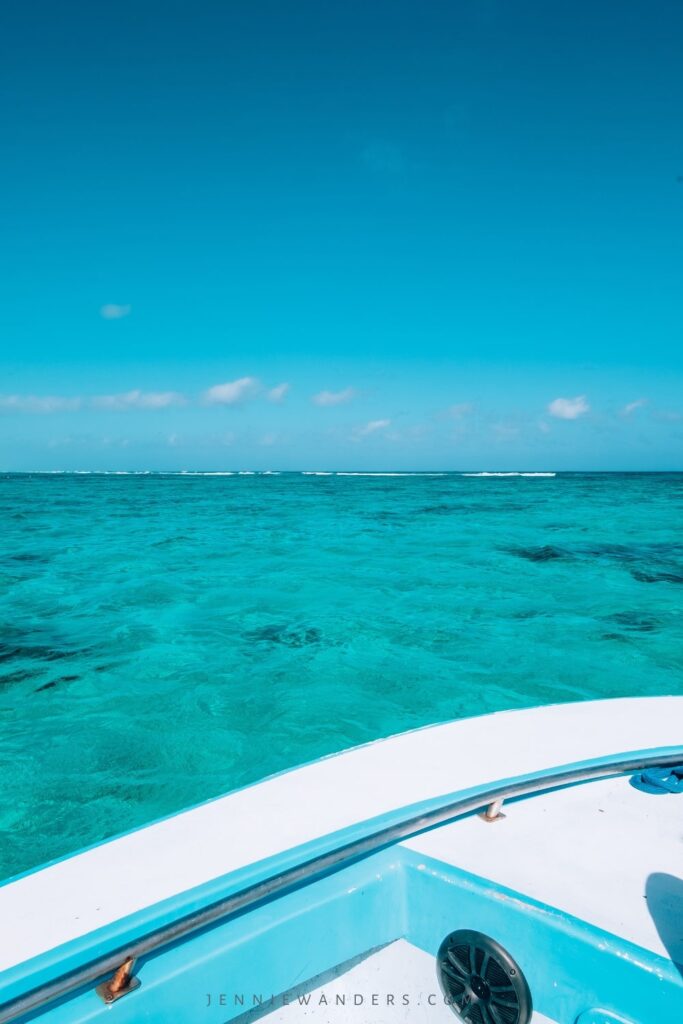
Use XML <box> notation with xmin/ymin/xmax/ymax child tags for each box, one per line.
<box><xmin>509</xmin><ymin>545</ymin><xmax>567</xmax><ymax>562</ymax></box>
<box><xmin>632</xmin><ymin>570</ymin><xmax>683</xmax><ymax>585</ymax></box>
<box><xmin>604</xmin><ymin>612</ymin><xmax>660</xmax><ymax>633</ymax></box>
<box><xmin>242</xmin><ymin>624</ymin><xmax>323</xmax><ymax>648</ymax></box>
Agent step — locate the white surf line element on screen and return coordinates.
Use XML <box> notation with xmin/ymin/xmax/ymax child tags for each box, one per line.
<box><xmin>462</xmin><ymin>471</ymin><xmax>556</xmax><ymax>477</ymax></box>
<box><xmin>335</xmin><ymin>472</ymin><xmax>447</xmax><ymax>477</ymax></box>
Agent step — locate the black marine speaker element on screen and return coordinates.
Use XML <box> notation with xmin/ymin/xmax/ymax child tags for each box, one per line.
<box><xmin>436</xmin><ymin>929</ymin><xmax>532</xmax><ymax>1024</ymax></box>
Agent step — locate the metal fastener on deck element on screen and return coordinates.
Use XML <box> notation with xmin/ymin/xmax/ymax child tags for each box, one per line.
<box><xmin>479</xmin><ymin>797</ymin><xmax>506</xmax><ymax>822</ymax></box>
<box><xmin>95</xmin><ymin>958</ymin><xmax>140</xmax><ymax>1004</ymax></box>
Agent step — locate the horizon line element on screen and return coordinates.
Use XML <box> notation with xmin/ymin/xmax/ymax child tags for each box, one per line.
<box><xmin>2</xmin><ymin>468</ymin><xmax>683</xmax><ymax>476</ymax></box>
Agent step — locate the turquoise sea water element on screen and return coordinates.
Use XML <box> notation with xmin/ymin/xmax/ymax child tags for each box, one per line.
<box><xmin>1</xmin><ymin>471</ymin><xmax>682</xmax><ymax>881</ymax></box>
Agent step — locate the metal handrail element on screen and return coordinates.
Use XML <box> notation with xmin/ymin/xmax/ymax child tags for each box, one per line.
<box><xmin>1</xmin><ymin>749</ymin><xmax>681</xmax><ymax>1023</ymax></box>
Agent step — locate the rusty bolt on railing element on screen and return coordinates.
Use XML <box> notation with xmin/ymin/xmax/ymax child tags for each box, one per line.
<box><xmin>479</xmin><ymin>798</ymin><xmax>506</xmax><ymax>823</ymax></box>
<box><xmin>95</xmin><ymin>957</ymin><xmax>140</xmax><ymax>1004</ymax></box>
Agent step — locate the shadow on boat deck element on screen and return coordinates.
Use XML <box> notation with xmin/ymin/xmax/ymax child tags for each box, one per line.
<box><xmin>646</xmin><ymin>872</ymin><xmax>683</xmax><ymax>977</ymax></box>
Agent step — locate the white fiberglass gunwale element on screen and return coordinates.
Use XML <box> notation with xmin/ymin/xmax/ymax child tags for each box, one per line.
<box><xmin>1</xmin><ymin>696</ymin><xmax>682</xmax><ymax>976</ymax></box>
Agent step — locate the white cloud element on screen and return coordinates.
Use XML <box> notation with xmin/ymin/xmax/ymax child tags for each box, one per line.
<box><xmin>353</xmin><ymin>418</ymin><xmax>391</xmax><ymax>439</ymax></box>
<box><xmin>101</xmin><ymin>436</ymin><xmax>130</xmax><ymax>448</ymax></box>
<box><xmin>492</xmin><ymin>423</ymin><xmax>521</xmax><ymax>440</ymax></box>
<box><xmin>448</xmin><ymin>403</ymin><xmax>473</xmax><ymax>419</ymax></box>
<box><xmin>259</xmin><ymin>432</ymin><xmax>279</xmax><ymax>446</ymax></box>
<box><xmin>100</xmin><ymin>304</ymin><xmax>131</xmax><ymax>320</ymax></box>
<box><xmin>547</xmin><ymin>395</ymin><xmax>589</xmax><ymax>420</ymax></box>
<box><xmin>312</xmin><ymin>387</ymin><xmax>356</xmax><ymax>407</ymax></box>
<box><xmin>92</xmin><ymin>390</ymin><xmax>187</xmax><ymax>410</ymax></box>
<box><xmin>203</xmin><ymin>377</ymin><xmax>260</xmax><ymax>405</ymax></box>
<box><xmin>538</xmin><ymin>419</ymin><xmax>551</xmax><ymax>434</ymax></box>
<box><xmin>0</xmin><ymin>394</ymin><xmax>82</xmax><ymax>413</ymax></box>
<box><xmin>620</xmin><ymin>398</ymin><xmax>647</xmax><ymax>417</ymax></box>
<box><xmin>267</xmin><ymin>382</ymin><xmax>290</xmax><ymax>403</ymax></box>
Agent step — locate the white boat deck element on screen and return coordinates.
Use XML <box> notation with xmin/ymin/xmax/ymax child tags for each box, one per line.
<box><xmin>231</xmin><ymin>941</ymin><xmax>556</xmax><ymax>1024</ymax></box>
<box><xmin>404</xmin><ymin>772</ymin><xmax>683</xmax><ymax>962</ymax></box>
<box><xmin>1</xmin><ymin>697</ymin><xmax>681</xmax><ymax>973</ymax></box>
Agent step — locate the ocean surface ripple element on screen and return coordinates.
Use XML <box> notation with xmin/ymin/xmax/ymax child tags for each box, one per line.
<box><xmin>1</xmin><ymin>471</ymin><xmax>682</xmax><ymax>880</ymax></box>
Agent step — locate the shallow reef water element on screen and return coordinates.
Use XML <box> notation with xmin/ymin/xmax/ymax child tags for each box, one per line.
<box><xmin>0</xmin><ymin>471</ymin><xmax>682</xmax><ymax>880</ymax></box>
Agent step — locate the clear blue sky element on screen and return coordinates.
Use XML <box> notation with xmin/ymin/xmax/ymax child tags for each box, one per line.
<box><xmin>1</xmin><ymin>1</ymin><xmax>682</xmax><ymax>470</ymax></box>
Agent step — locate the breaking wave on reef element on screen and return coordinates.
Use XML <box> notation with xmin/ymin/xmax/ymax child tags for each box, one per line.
<box><xmin>461</xmin><ymin>472</ymin><xmax>556</xmax><ymax>477</ymax></box>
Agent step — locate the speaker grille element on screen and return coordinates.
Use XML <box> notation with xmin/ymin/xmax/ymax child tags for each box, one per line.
<box><xmin>436</xmin><ymin>929</ymin><xmax>532</xmax><ymax>1024</ymax></box>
